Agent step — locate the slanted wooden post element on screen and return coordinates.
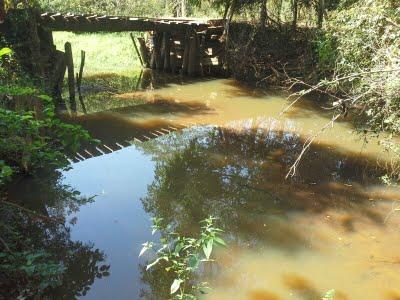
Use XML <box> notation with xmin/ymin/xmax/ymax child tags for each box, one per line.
<box><xmin>76</xmin><ymin>50</ymin><xmax>85</xmax><ymax>91</ymax></box>
<box><xmin>130</xmin><ymin>32</ymin><xmax>144</xmax><ymax>68</ymax></box>
<box><xmin>163</xmin><ymin>32</ymin><xmax>171</xmax><ymax>72</ymax></box>
<box><xmin>64</xmin><ymin>42</ymin><xmax>76</xmax><ymax>111</ymax></box>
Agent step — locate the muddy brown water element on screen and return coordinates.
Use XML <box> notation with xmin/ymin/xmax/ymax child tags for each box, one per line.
<box><xmin>6</xmin><ymin>71</ymin><xmax>400</xmax><ymax>299</ymax></box>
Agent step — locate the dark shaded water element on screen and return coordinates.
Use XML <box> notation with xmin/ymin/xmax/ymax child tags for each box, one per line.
<box><xmin>5</xmin><ymin>72</ymin><xmax>400</xmax><ymax>299</ymax></box>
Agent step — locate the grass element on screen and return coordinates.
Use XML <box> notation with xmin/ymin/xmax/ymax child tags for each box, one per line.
<box><xmin>53</xmin><ymin>32</ymin><xmax>143</xmax><ymax>74</ymax></box>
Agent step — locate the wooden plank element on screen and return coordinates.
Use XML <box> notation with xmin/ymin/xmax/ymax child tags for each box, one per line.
<box><xmin>40</xmin><ymin>13</ymin><xmax>212</xmax><ymax>33</ymax></box>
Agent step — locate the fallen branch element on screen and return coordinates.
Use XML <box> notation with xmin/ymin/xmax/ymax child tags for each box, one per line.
<box><xmin>286</xmin><ymin>113</ymin><xmax>342</xmax><ymax>179</ymax></box>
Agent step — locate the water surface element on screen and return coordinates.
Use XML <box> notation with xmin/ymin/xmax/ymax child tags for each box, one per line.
<box><xmin>7</xmin><ymin>72</ymin><xmax>400</xmax><ymax>299</ymax></box>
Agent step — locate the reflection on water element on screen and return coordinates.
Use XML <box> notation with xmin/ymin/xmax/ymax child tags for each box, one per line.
<box><xmin>6</xmin><ymin>72</ymin><xmax>400</xmax><ymax>299</ymax></box>
<box><xmin>5</xmin><ymin>170</ymin><xmax>110</xmax><ymax>299</ymax></box>
<box><xmin>138</xmin><ymin>125</ymin><xmax>400</xmax><ymax>299</ymax></box>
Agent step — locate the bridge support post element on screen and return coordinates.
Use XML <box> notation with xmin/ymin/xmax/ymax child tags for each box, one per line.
<box><xmin>181</xmin><ymin>31</ymin><xmax>190</xmax><ymax>74</ymax></box>
<box><xmin>170</xmin><ymin>38</ymin><xmax>177</xmax><ymax>73</ymax></box>
<box><xmin>152</xmin><ymin>31</ymin><xmax>163</xmax><ymax>70</ymax></box>
<box><xmin>188</xmin><ymin>34</ymin><xmax>199</xmax><ymax>76</ymax></box>
<box><xmin>162</xmin><ymin>32</ymin><xmax>171</xmax><ymax>72</ymax></box>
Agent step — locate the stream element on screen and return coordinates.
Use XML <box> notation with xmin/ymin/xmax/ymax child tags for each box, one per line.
<box><xmin>6</xmin><ymin>71</ymin><xmax>400</xmax><ymax>299</ymax></box>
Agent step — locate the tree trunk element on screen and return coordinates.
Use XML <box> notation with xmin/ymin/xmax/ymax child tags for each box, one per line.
<box><xmin>222</xmin><ymin>0</ymin><xmax>237</xmax><ymax>41</ymax></box>
<box><xmin>292</xmin><ymin>0</ymin><xmax>298</xmax><ymax>31</ymax></box>
<box><xmin>259</xmin><ymin>0</ymin><xmax>267</xmax><ymax>31</ymax></box>
<box><xmin>181</xmin><ymin>0</ymin><xmax>186</xmax><ymax>17</ymax></box>
<box><xmin>277</xmin><ymin>0</ymin><xmax>283</xmax><ymax>26</ymax></box>
<box><xmin>223</xmin><ymin>0</ymin><xmax>231</xmax><ymax>20</ymax></box>
<box><xmin>317</xmin><ymin>0</ymin><xmax>325</xmax><ymax>28</ymax></box>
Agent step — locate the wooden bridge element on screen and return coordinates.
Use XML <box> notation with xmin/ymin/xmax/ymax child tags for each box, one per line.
<box><xmin>38</xmin><ymin>12</ymin><xmax>222</xmax><ymax>33</ymax></box>
<box><xmin>38</xmin><ymin>12</ymin><xmax>225</xmax><ymax>76</ymax></box>
<box><xmin>1</xmin><ymin>9</ymin><xmax>225</xmax><ymax>103</ymax></box>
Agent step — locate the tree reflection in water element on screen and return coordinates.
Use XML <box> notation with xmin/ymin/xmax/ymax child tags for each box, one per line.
<box><xmin>3</xmin><ymin>170</ymin><xmax>110</xmax><ymax>299</ymax></box>
<box><xmin>137</xmin><ymin>121</ymin><xmax>389</xmax><ymax>297</ymax></box>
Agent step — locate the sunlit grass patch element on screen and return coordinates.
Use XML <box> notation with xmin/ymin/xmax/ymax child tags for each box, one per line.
<box><xmin>53</xmin><ymin>32</ymin><xmax>142</xmax><ymax>74</ymax></box>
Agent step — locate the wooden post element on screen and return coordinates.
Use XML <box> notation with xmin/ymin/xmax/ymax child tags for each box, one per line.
<box><xmin>77</xmin><ymin>50</ymin><xmax>85</xmax><ymax>91</ymax></box>
<box><xmin>138</xmin><ymin>37</ymin><xmax>150</xmax><ymax>68</ymax></box>
<box><xmin>64</xmin><ymin>42</ymin><xmax>76</xmax><ymax>111</ymax></box>
<box><xmin>170</xmin><ymin>38</ymin><xmax>177</xmax><ymax>73</ymax></box>
<box><xmin>198</xmin><ymin>34</ymin><xmax>205</xmax><ymax>76</ymax></box>
<box><xmin>187</xmin><ymin>35</ymin><xmax>199</xmax><ymax>76</ymax></box>
<box><xmin>181</xmin><ymin>31</ymin><xmax>190</xmax><ymax>74</ymax></box>
<box><xmin>130</xmin><ymin>32</ymin><xmax>144</xmax><ymax>68</ymax></box>
<box><xmin>153</xmin><ymin>32</ymin><xmax>163</xmax><ymax>70</ymax></box>
<box><xmin>163</xmin><ymin>32</ymin><xmax>171</xmax><ymax>72</ymax></box>
<box><xmin>52</xmin><ymin>50</ymin><xmax>67</xmax><ymax>108</ymax></box>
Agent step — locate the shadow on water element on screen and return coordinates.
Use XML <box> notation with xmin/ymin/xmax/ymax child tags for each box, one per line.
<box><xmin>135</xmin><ymin>124</ymin><xmax>395</xmax><ymax>299</ymax></box>
<box><xmin>4</xmin><ymin>170</ymin><xmax>110</xmax><ymax>299</ymax></box>
<box><xmin>139</xmin><ymin>125</ymin><xmax>386</xmax><ymax>246</ymax></box>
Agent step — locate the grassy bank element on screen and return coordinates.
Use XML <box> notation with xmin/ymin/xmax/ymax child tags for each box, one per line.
<box><xmin>53</xmin><ymin>32</ymin><xmax>142</xmax><ymax>74</ymax></box>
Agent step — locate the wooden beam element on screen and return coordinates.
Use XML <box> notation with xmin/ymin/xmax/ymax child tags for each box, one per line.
<box><xmin>39</xmin><ymin>14</ymin><xmax>210</xmax><ymax>33</ymax></box>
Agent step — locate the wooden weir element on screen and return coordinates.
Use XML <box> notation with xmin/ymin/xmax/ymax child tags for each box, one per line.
<box><xmin>38</xmin><ymin>12</ymin><xmax>226</xmax><ymax>76</ymax></box>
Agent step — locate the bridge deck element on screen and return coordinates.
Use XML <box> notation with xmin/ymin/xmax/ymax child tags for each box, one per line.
<box><xmin>39</xmin><ymin>12</ymin><xmax>223</xmax><ymax>32</ymax></box>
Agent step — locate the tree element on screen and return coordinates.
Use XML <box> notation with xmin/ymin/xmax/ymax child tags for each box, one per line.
<box><xmin>259</xmin><ymin>0</ymin><xmax>267</xmax><ymax>30</ymax></box>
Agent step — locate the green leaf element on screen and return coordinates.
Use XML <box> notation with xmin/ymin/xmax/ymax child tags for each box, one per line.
<box><xmin>188</xmin><ymin>255</ymin><xmax>200</xmax><ymax>269</ymax></box>
<box><xmin>322</xmin><ymin>289</ymin><xmax>335</xmax><ymax>300</ymax></box>
<box><xmin>214</xmin><ymin>237</ymin><xmax>226</xmax><ymax>246</ymax></box>
<box><xmin>203</xmin><ymin>239</ymin><xmax>213</xmax><ymax>260</ymax></box>
<box><xmin>174</xmin><ymin>242</ymin><xmax>184</xmax><ymax>255</ymax></box>
<box><xmin>170</xmin><ymin>279</ymin><xmax>183</xmax><ymax>295</ymax></box>
<box><xmin>0</xmin><ymin>48</ymin><xmax>12</xmax><ymax>58</ymax></box>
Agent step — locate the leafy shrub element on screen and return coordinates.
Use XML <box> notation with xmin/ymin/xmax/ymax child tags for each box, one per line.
<box><xmin>140</xmin><ymin>216</ymin><xmax>226</xmax><ymax>299</ymax></box>
<box><xmin>314</xmin><ymin>0</ymin><xmax>400</xmax><ymax>181</ymax></box>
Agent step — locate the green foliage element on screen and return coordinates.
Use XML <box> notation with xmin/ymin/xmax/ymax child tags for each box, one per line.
<box><xmin>0</xmin><ymin>48</ymin><xmax>12</xmax><ymax>58</ymax></box>
<box><xmin>315</xmin><ymin>0</ymin><xmax>400</xmax><ymax>181</ymax></box>
<box><xmin>0</xmin><ymin>98</ymin><xmax>91</xmax><ymax>176</ymax></box>
<box><xmin>0</xmin><ymin>160</ymin><xmax>13</xmax><ymax>184</ymax></box>
<box><xmin>0</xmin><ymin>46</ymin><xmax>93</xmax><ymax>182</ymax></box>
<box><xmin>140</xmin><ymin>216</ymin><xmax>226</xmax><ymax>299</ymax></box>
